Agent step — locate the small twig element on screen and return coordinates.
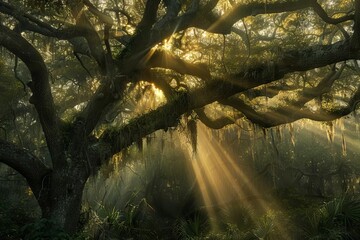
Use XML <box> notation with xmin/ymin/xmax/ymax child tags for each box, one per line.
<box><xmin>74</xmin><ymin>52</ymin><xmax>93</xmax><ymax>78</ymax></box>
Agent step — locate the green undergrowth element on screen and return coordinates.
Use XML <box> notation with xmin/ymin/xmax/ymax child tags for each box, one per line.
<box><xmin>1</xmin><ymin>193</ymin><xmax>360</xmax><ymax>239</ymax></box>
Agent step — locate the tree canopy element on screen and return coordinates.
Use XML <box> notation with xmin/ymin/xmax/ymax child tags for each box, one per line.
<box><xmin>0</xmin><ymin>0</ymin><xmax>360</xmax><ymax>234</ymax></box>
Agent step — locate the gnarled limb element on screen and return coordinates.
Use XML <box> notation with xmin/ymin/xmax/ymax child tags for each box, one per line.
<box><xmin>141</xmin><ymin>70</ymin><xmax>176</xmax><ymax>99</ymax></box>
<box><xmin>220</xmin><ymin>73</ymin><xmax>359</xmax><ymax>128</ymax></box>
<box><xmin>197</xmin><ymin>0</ymin><xmax>354</xmax><ymax>35</ymax></box>
<box><xmin>99</xmin><ymin>38</ymin><xmax>360</xmax><ymax>157</ymax></box>
<box><xmin>195</xmin><ymin>108</ymin><xmax>235</xmax><ymax>129</ymax></box>
<box><xmin>0</xmin><ymin>140</ymin><xmax>50</xmax><ymax>199</ymax></box>
<box><xmin>0</xmin><ymin>1</ymin><xmax>109</xmax><ymax>74</ymax></box>
<box><xmin>83</xmin><ymin>0</ymin><xmax>114</xmax><ymax>26</ymax></box>
<box><xmin>0</xmin><ymin>24</ymin><xmax>65</xmax><ymax>168</ymax></box>
<box><xmin>0</xmin><ymin>1</ymin><xmax>59</xmax><ymax>35</ymax></box>
<box><xmin>155</xmin><ymin>0</ymin><xmax>182</xmax><ymax>29</ymax></box>
<box><xmin>147</xmin><ymin>50</ymin><xmax>211</xmax><ymax>80</ymax></box>
<box><xmin>200</xmin><ymin>0</ymin><xmax>315</xmax><ymax>34</ymax></box>
<box><xmin>0</xmin><ymin>2</ymin><xmax>87</xmax><ymax>39</ymax></box>
<box><xmin>311</xmin><ymin>1</ymin><xmax>354</xmax><ymax>25</ymax></box>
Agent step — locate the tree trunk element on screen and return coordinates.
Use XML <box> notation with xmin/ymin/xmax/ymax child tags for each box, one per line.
<box><xmin>38</xmin><ymin>162</ymin><xmax>89</xmax><ymax>234</ymax></box>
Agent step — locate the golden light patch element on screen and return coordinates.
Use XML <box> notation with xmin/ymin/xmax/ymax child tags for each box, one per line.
<box><xmin>180</xmin><ymin>123</ymin><xmax>293</xmax><ymax>238</ymax></box>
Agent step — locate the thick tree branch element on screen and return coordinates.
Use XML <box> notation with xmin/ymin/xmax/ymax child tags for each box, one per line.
<box><xmin>0</xmin><ymin>24</ymin><xmax>65</xmax><ymax>168</ymax></box>
<box><xmin>141</xmin><ymin>70</ymin><xmax>176</xmax><ymax>99</ymax></box>
<box><xmin>198</xmin><ymin>0</ymin><xmax>354</xmax><ymax>34</ymax></box>
<box><xmin>117</xmin><ymin>0</ymin><xmax>354</xmax><ymax>77</ymax></box>
<box><xmin>0</xmin><ymin>2</ymin><xmax>86</xmax><ymax>38</ymax></box>
<box><xmin>195</xmin><ymin>108</ymin><xmax>235</xmax><ymax>129</ymax></box>
<box><xmin>100</xmin><ymin>91</ymin><xmax>189</xmax><ymax>154</ymax></box>
<box><xmin>147</xmin><ymin>50</ymin><xmax>211</xmax><ymax>80</ymax></box>
<box><xmin>351</xmin><ymin>0</ymin><xmax>360</xmax><ymax>49</ymax></box>
<box><xmin>0</xmin><ymin>1</ymin><xmax>57</xmax><ymax>35</ymax></box>
<box><xmin>220</xmin><ymin>90</ymin><xmax>359</xmax><ymax>128</ymax></box>
<box><xmin>311</xmin><ymin>1</ymin><xmax>354</xmax><ymax>24</ymax></box>
<box><xmin>117</xmin><ymin>2</ymin><xmax>200</xmax><ymax>71</ymax></box>
<box><xmin>78</xmin><ymin>74</ymin><xmax>128</xmax><ymax>135</ymax></box>
<box><xmin>0</xmin><ymin>1</ymin><xmax>108</xmax><ymax>74</ymax></box>
<box><xmin>299</xmin><ymin>64</ymin><xmax>345</xmax><ymax>103</ymax></box>
<box><xmin>83</xmin><ymin>0</ymin><xmax>114</xmax><ymax>26</ymax></box>
<box><xmin>83</xmin><ymin>0</ymin><xmax>114</xmax><ymax>70</ymax></box>
<box><xmin>73</xmin><ymin>12</ymin><xmax>108</xmax><ymax>74</ymax></box>
<box><xmin>220</xmin><ymin>65</ymin><xmax>354</xmax><ymax>128</ymax></box>
<box><xmin>202</xmin><ymin>0</ymin><xmax>314</xmax><ymax>34</ymax></box>
<box><xmin>137</xmin><ymin>0</ymin><xmax>161</xmax><ymax>32</ymax></box>
<box><xmin>60</xmin><ymin>1</ymin><xmax>118</xmax><ymax>136</ymax></box>
<box><xmin>99</xmin><ymin>39</ymin><xmax>360</xmax><ymax>156</ymax></box>
<box><xmin>0</xmin><ymin>140</ymin><xmax>51</xmax><ymax>199</ymax></box>
<box><xmin>75</xmin><ymin>2</ymin><xmax>199</xmax><ymax>135</ymax></box>
<box><xmin>154</xmin><ymin>0</ymin><xmax>182</xmax><ymax>29</ymax></box>
<box><xmin>245</xmin><ymin>84</ymin><xmax>298</xmax><ymax>100</ymax></box>
<box><xmin>219</xmin><ymin>97</ymin><xmax>272</xmax><ymax>126</ymax></box>
<box><xmin>116</xmin><ymin>0</ymin><xmax>161</xmax><ymax>63</ymax></box>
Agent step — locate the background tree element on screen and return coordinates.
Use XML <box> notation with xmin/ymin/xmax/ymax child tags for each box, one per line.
<box><xmin>0</xmin><ymin>0</ymin><xmax>359</xmax><ymax>234</ymax></box>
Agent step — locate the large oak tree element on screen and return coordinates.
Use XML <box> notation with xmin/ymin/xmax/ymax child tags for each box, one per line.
<box><xmin>0</xmin><ymin>0</ymin><xmax>359</xmax><ymax>234</ymax></box>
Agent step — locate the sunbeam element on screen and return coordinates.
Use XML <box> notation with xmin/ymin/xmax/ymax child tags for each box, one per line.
<box><xmin>180</xmin><ymin>122</ymin><xmax>293</xmax><ymax>238</ymax></box>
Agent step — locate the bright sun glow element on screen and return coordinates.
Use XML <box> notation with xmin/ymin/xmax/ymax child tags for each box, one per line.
<box><xmin>152</xmin><ymin>84</ymin><xmax>165</xmax><ymax>101</ymax></box>
<box><xmin>133</xmin><ymin>83</ymin><xmax>165</xmax><ymax>114</ymax></box>
<box><xmin>162</xmin><ymin>39</ymin><xmax>173</xmax><ymax>51</ymax></box>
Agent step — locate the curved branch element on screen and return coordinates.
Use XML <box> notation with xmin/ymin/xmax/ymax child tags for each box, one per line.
<box><xmin>137</xmin><ymin>0</ymin><xmax>161</xmax><ymax>33</ymax></box>
<box><xmin>109</xmin><ymin>0</ymin><xmax>161</xmax><ymax>66</ymax></box>
<box><xmin>118</xmin><ymin>0</ymin><xmax>314</xmax><ymax>62</ymax></box>
<box><xmin>0</xmin><ymin>1</ymin><xmax>94</xmax><ymax>40</ymax></box>
<box><xmin>245</xmin><ymin>84</ymin><xmax>298</xmax><ymax>100</ymax></box>
<box><xmin>195</xmin><ymin>108</ymin><xmax>234</xmax><ymax>129</ymax></box>
<box><xmin>197</xmin><ymin>0</ymin><xmax>354</xmax><ymax>35</ymax></box>
<box><xmin>231</xmin><ymin>27</ymin><xmax>250</xmax><ymax>52</ymax></box>
<box><xmin>154</xmin><ymin>0</ymin><xmax>182</xmax><ymax>30</ymax></box>
<box><xmin>203</xmin><ymin>0</ymin><xmax>314</xmax><ymax>34</ymax></box>
<box><xmin>147</xmin><ymin>50</ymin><xmax>211</xmax><ymax>80</ymax></box>
<box><xmin>0</xmin><ymin>140</ymin><xmax>51</xmax><ymax>199</ymax></box>
<box><xmin>83</xmin><ymin>0</ymin><xmax>114</xmax><ymax>70</ymax></box>
<box><xmin>74</xmin><ymin>12</ymin><xmax>108</xmax><ymax>74</ymax></box>
<box><xmin>116</xmin><ymin>0</ymin><xmax>353</xmax><ymax>75</ymax></box>
<box><xmin>0</xmin><ymin>2</ymin><xmax>57</xmax><ymax>35</ymax></box>
<box><xmin>141</xmin><ymin>70</ymin><xmax>176</xmax><ymax>99</ymax></box>
<box><xmin>99</xmin><ymin>39</ymin><xmax>360</xmax><ymax>156</ymax></box>
<box><xmin>0</xmin><ymin>24</ymin><xmax>65</xmax><ymax>168</ymax></box>
<box><xmin>117</xmin><ymin>2</ymin><xmax>200</xmax><ymax>71</ymax></box>
<box><xmin>0</xmin><ymin>1</ymin><xmax>108</xmax><ymax>74</ymax></box>
<box><xmin>219</xmin><ymin>97</ymin><xmax>271</xmax><ymax>126</ymax></box>
<box><xmin>220</xmin><ymin>71</ymin><xmax>358</xmax><ymax>128</ymax></box>
<box><xmin>104</xmin><ymin>7</ymin><xmax>132</xmax><ymax>25</ymax></box>
<box><xmin>83</xmin><ymin>0</ymin><xmax>114</xmax><ymax>26</ymax></box>
<box><xmin>300</xmin><ymin>64</ymin><xmax>345</xmax><ymax>101</ymax></box>
<box><xmin>78</xmin><ymin>74</ymin><xmax>128</xmax><ymax>135</ymax></box>
<box><xmin>100</xmin><ymin>91</ymin><xmax>189</xmax><ymax>154</ymax></box>
<box><xmin>311</xmin><ymin>1</ymin><xmax>354</xmax><ymax>25</ymax></box>
<box><xmin>220</xmin><ymin>64</ymin><xmax>345</xmax><ymax>126</ymax></box>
